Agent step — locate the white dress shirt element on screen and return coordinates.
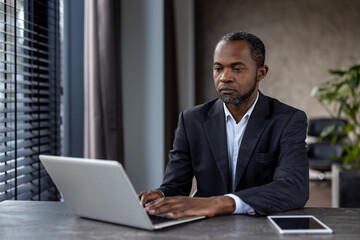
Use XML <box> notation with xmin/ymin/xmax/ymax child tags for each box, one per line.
<box><xmin>223</xmin><ymin>92</ymin><xmax>259</xmax><ymax>214</ymax></box>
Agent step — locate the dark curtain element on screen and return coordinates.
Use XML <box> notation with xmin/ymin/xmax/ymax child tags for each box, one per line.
<box><xmin>164</xmin><ymin>0</ymin><xmax>180</xmax><ymax>168</ymax></box>
<box><xmin>84</xmin><ymin>0</ymin><xmax>123</xmax><ymax>164</ymax></box>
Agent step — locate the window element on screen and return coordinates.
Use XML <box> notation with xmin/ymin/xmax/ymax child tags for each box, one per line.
<box><xmin>0</xmin><ymin>0</ymin><xmax>61</xmax><ymax>201</ymax></box>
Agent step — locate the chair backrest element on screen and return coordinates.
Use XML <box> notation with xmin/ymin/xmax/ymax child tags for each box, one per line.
<box><xmin>307</xmin><ymin>118</ymin><xmax>346</xmax><ymax>171</ymax></box>
<box><xmin>307</xmin><ymin>118</ymin><xmax>347</xmax><ymax>140</ymax></box>
<box><xmin>307</xmin><ymin>142</ymin><xmax>344</xmax><ymax>159</ymax></box>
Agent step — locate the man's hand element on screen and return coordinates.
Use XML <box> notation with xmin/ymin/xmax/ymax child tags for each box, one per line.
<box><xmin>144</xmin><ymin>196</ymin><xmax>235</xmax><ymax>219</ymax></box>
<box><xmin>138</xmin><ymin>190</ymin><xmax>164</xmax><ymax>207</ymax></box>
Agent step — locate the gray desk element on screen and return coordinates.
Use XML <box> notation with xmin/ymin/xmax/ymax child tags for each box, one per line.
<box><xmin>1</xmin><ymin>200</ymin><xmax>359</xmax><ymax>240</ymax></box>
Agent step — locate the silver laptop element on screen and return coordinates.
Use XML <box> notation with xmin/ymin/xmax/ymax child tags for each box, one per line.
<box><xmin>39</xmin><ymin>155</ymin><xmax>205</xmax><ymax>230</ymax></box>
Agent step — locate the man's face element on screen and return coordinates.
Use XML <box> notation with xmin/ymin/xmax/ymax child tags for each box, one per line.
<box><xmin>213</xmin><ymin>40</ymin><xmax>261</xmax><ymax>105</ymax></box>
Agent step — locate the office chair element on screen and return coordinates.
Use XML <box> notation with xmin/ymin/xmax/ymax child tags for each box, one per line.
<box><xmin>307</xmin><ymin>118</ymin><xmax>346</xmax><ymax>180</ymax></box>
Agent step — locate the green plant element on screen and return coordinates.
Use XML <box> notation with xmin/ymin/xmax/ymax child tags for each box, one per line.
<box><xmin>311</xmin><ymin>61</ymin><xmax>360</xmax><ymax>171</ymax></box>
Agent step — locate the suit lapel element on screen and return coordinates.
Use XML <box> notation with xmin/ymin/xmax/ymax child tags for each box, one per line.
<box><xmin>203</xmin><ymin>99</ymin><xmax>231</xmax><ymax>192</ymax></box>
<box><xmin>234</xmin><ymin>93</ymin><xmax>271</xmax><ymax>190</ymax></box>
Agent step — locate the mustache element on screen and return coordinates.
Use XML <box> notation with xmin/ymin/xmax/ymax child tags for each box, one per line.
<box><xmin>218</xmin><ymin>86</ymin><xmax>237</xmax><ymax>92</ymax></box>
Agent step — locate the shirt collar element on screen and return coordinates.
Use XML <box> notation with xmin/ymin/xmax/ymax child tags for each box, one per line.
<box><xmin>223</xmin><ymin>91</ymin><xmax>259</xmax><ymax>121</ymax></box>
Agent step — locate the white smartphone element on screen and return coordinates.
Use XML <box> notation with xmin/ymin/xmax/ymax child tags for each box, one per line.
<box><xmin>267</xmin><ymin>215</ymin><xmax>333</xmax><ymax>234</ymax></box>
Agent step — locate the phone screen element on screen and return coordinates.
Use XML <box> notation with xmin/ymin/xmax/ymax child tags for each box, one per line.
<box><xmin>268</xmin><ymin>216</ymin><xmax>333</xmax><ymax>234</ymax></box>
<box><xmin>272</xmin><ymin>217</ymin><xmax>326</xmax><ymax>230</ymax></box>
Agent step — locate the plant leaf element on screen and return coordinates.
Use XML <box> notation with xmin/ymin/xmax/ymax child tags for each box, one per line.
<box><xmin>310</xmin><ymin>86</ymin><xmax>319</xmax><ymax>97</ymax></box>
<box><xmin>329</xmin><ymin>69</ymin><xmax>348</xmax><ymax>76</ymax></box>
<box><xmin>320</xmin><ymin>124</ymin><xmax>335</xmax><ymax>138</ymax></box>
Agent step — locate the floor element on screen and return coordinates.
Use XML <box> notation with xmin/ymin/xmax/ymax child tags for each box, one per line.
<box><xmin>305</xmin><ymin>170</ymin><xmax>332</xmax><ymax>207</ymax></box>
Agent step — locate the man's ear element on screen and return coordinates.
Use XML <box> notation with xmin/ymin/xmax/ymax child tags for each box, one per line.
<box><xmin>257</xmin><ymin>65</ymin><xmax>269</xmax><ymax>81</ymax></box>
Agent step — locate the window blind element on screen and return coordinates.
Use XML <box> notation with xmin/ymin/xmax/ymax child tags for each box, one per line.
<box><xmin>0</xmin><ymin>0</ymin><xmax>61</xmax><ymax>201</ymax></box>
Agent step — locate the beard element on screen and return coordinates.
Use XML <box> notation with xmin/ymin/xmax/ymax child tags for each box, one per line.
<box><xmin>218</xmin><ymin>78</ymin><xmax>258</xmax><ymax>105</ymax></box>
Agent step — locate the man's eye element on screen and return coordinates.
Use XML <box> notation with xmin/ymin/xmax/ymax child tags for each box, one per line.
<box><xmin>234</xmin><ymin>67</ymin><xmax>243</xmax><ymax>72</ymax></box>
<box><xmin>213</xmin><ymin>66</ymin><xmax>222</xmax><ymax>71</ymax></box>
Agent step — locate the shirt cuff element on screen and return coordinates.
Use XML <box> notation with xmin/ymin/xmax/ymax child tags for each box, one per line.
<box><xmin>225</xmin><ymin>193</ymin><xmax>255</xmax><ymax>214</ymax></box>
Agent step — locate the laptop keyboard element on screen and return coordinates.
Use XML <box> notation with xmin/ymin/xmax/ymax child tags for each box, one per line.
<box><xmin>149</xmin><ymin>214</ymin><xmax>176</xmax><ymax>225</ymax></box>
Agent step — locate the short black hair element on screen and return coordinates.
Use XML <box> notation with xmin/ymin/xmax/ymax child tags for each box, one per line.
<box><xmin>218</xmin><ymin>31</ymin><xmax>265</xmax><ymax>67</ymax></box>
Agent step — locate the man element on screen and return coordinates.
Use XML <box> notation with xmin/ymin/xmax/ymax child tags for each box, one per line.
<box><xmin>139</xmin><ymin>31</ymin><xmax>309</xmax><ymax>218</ymax></box>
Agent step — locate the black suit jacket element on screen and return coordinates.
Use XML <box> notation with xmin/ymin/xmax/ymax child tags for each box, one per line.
<box><xmin>159</xmin><ymin>92</ymin><xmax>309</xmax><ymax>215</ymax></box>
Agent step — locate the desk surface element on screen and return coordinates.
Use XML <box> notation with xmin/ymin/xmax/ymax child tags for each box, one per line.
<box><xmin>1</xmin><ymin>200</ymin><xmax>360</xmax><ymax>240</ymax></box>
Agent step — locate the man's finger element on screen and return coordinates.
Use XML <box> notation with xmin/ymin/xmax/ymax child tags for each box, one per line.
<box><xmin>146</xmin><ymin>197</ymin><xmax>187</xmax><ymax>216</ymax></box>
<box><xmin>140</xmin><ymin>192</ymin><xmax>154</xmax><ymax>206</ymax></box>
<box><xmin>139</xmin><ymin>190</ymin><xmax>163</xmax><ymax>206</ymax></box>
<box><xmin>138</xmin><ymin>191</ymin><xmax>147</xmax><ymax>200</ymax></box>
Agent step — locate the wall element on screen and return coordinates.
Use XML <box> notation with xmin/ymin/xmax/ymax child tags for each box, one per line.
<box><xmin>121</xmin><ymin>0</ymin><xmax>164</xmax><ymax>192</ymax></box>
<box><xmin>195</xmin><ymin>0</ymin><xmax>360</xmax><ymax>119</ymax></box>
<box><xmin>62</xmin><ymin>0</ymin><xmax>84</xmax><ymax>157</ymax></box>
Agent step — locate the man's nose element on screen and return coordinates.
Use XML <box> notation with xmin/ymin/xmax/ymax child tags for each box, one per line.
<box><xmin>219</xmin><ymin>68</ymin><xmax>234</xmax><ymax>82</ymax></box>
